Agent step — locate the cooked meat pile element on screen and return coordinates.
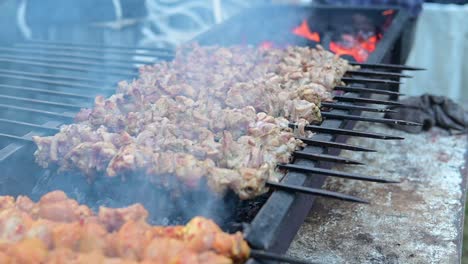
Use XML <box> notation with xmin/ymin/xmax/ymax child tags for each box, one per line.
<box><xmin>33</xmin><ymin>44</ymin><xmax>357</xmax><ymax>199</ymax></box>
<box><xmin>0</xmin><ymin>191</ymin><xmax>250</xmax><ymax>264</ymax></box>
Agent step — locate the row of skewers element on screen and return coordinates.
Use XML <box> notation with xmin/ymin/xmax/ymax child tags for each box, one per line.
<box><xmin>3</xmin><ymin>40</ymin><xmax>422</xmax><ymax>204</ymax></box>
<box><xmin>23</xmin><ymin>43</ymin><xmax>415</xmax><ymax>200</ymax></box>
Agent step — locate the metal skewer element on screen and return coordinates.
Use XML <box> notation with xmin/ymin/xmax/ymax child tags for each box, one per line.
<box><xmin>349</xmin><ymin>62</ymin><xmax>426</xmax><ymax>71</ymax></box>
<box><xmin>321</xmin><ymin>112</ymin><xmax>422</xmax><ymax>126</ymax></box>
<box><xmin>0</xmin><ymin>104</ymin><xmax>74</xmax><ymax>119</ymax></box>
<box><xmin>278</xmin><ymin>164</ymin><xmax>398</xmax><ymax>183</ymax></box>
<box><xmin>250</xmin><ymin>249</ymin><xmax>317</xmax><ymax>264</ymax></box>
<box><xmin>0</xmin><ymin>133</ymin><xmax>34</xmax><ymax>143</ymax></box>
<box><xmin>341</xmin><ymin>77</ymin><xmax>402</xmax><ymax>85</ymax></box>
<box><xmin>334</xmin><ymin>96</ymin><xmax>403</xmax><ymax>106</ymax></box>
<box><xmin>289</xmin><ymin>123</ymin><xmax>404</xmax><ymax>140</ymax></box>
<box><xmin>334</xmin><ymin>85</ymin><xmax>403</xmax><ymax>96</ymax></box>
<box><xmin>346</xmin><ymin>70</ymin><xmax>412</xmax><ymax>78</ymax></box>
<box><xmin>321</xmin><ymin>102</ymin><xmax>397</xmax><ymax>113</ymax></box>
<box><xmin>266</xmin><ymin>181</ymin><xmax>368</xmax><ymax>203</ymax></box>
<box><xmin>293</xmin><ymin>151</ymin><xmax>364</xmax><ymax>165</ymax></box>
<box><xmin>296</xmin><ymin>138</ymin><xmax>377</xmax><ymax>152</ymax></box>
<box><xmin>0</xmin><ymin>84</ymin><xmax>95</xmax><ymax>100</ymax></box>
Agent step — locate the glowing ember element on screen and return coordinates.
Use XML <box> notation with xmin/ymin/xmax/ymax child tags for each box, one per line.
<box><xmin>329</xmin><ymin>34</ymin><xmax>379</xmax><ymax>62</ymax></box>
<box><xmin>260</xmin><ymin>41</ymin><xmax>274</xmax><ymax>49</ymax></box>
<box><xmin>292</xmin><ymin>19</ymin><xmax>320</xmax><ymax>42</ymax></box>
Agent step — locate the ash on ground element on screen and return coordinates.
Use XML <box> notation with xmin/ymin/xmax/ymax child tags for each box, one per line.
<box><xmin>287</xmin><ymin>121</ymin><xmax>467</xmax><ymax>264</ymax></box>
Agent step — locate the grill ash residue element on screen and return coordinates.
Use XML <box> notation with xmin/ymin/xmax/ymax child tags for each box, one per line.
<box><xmin>287</xmin><ymin>122</ymin><xmax>467</xmax><ymax>264</ymax></box>
<box><xmin>30</xmin><ymin>169</ymin><xmax>269</xmax><ymax>230</ymax></box>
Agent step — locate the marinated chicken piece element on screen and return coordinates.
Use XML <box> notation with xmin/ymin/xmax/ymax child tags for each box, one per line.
<box><xmin>0</xmin><ymin>192</ymin><xmax>251</xmax><ymax>264</ymax></box>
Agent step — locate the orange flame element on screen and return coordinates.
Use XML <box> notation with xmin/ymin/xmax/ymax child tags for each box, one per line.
<box><xmin>329</xmin><ymin>34</ymin><xmax>378</xmax><ymax>62</ymax></box>
<box><xmin>382</xmin><ymin>9</ymin><xmax>395</xmax><ymax>16</ymax></box>
<box><xmin>292</xmin><ymin>19</ymin><xmax>321</xmax><ymax>42</ymax></box>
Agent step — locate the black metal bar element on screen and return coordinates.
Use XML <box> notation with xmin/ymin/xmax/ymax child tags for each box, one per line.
<box><xmin>293</xmin><ymin>151</ymin><xmax>364</xmax><ymax>165</ymax></box>
<box><xmin>250</xmin><ymin>250</ymin><xmax>316</xmax><ymax>264</ymax></box>
<box><xmin>278</xmin><ymin>164</ymin><xmax>399</xmax><ymax>183</ymax></box>
<box><xmin>321</xmin><ymin>112</ymin><xmax>422</xmax><ymax>126</ymax></box>
<box><xmin>0</xmin><ymin>46</ymin><xmax>155</xmax><ymax>65</ymax></box>
<box><xmin>334</xmin><ymin>96</ymin><xmax>404</xmax><ymax>106</ymax></box>
<box><xmin>0</xmin><ymin>73</ymin><xmax>115</xmax><ymax>92</ymax></box>
<box><xmin>0</xmin><ymin>57</ymin><xmax>135</xmax><ymax>77</ymax></box>
<box><xmin>16</xmin><ymin>43</ymin><xmax>174</xmax><ymax>59</ymax></box>
<box><xmin>346</xmin><ymin>70</ymin><xmax>412</xmax><ymax>78</ymax></box>
<box><xmin>0</xmin><ymin>133</ymin><xmax>33</xmax><ymax>143</ymax></box>
<box><xmin>341</xmin><ymin>77</ymin><xmax>402</xmax><ymax>85</ymax></box>
<box><xmin>266</xmin><ymin>181</ymin><xmax>368</xmax><ymax>203</ymax></box>
<box><xmin>0</xmin><ymin>104</ymin><xmax>74</xmax><ymax>119</ymax></box>
<box><xmin>0</xmin><ymin>118</ymin><xmax>59</xmax><ymax>132</ymax></box>
<box><xmin>334</xmin><ymin>85</ymin><xmax>403</xmax><ymax>96</ymax></box>
<box><xmin>0</xmin><ymin>69</ymin><xmax>112</xmax><ymax>84</ymax></box>
<box><xmin>289</xmin><ymin>123</ymin><xmax>404</xmax><ymax>140</ymax></box>
<box><xmin>25</xmin><ymin>39</ymin><xmax>175</xmax><ymax>53</ymax></box>
<box><xmin>0</xmin><ymin>94</ymin><xmax>86</xmax><ymax>110</ymax></box>
<box><xmin>0</xmin><ymin>84</ymin><xmax>94</xmax><ymax>99</ymax></box>
<box><xmin>349</xmin><ymin>62</ymin><xmax>426</xmax><ymax>71</ymax></box>
<box><xmin>321</xmin><ymin>102</ymin><xmax>397</xmax><ymax>113</ymax></box>
<box><xmin>296</xmin><ymin>138</ymin><xmax>376</xmax><ymax>152</ymax></box>
<box><xmin>0</xmin><ymin>53</ymin><xmax>139</xmax><ymax>70</ymax></box>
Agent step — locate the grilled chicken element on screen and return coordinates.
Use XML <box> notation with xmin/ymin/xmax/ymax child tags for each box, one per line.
<box><xmin>33</xmin><ymin>44</ymin><xmax>355</xmax><ymax>199</ymax></box>
<box><xmin>0</xmin><ymin>191</ymin><xmax>250</xmax><ymax>264</ymax></box>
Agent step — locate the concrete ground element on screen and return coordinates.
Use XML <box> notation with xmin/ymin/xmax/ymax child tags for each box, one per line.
<box><xmin>287</xmin><ymin>122</ymin><xmax>467</xmax><ymax>264</ymax></box>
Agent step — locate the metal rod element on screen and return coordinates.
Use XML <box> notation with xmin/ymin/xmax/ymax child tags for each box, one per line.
<box><xmin>278</xmin><ymin>164</ymin><xmax>399</xmax><ymax>183</ymax></box>
<box><xmin>0</xmin><ymin>84</ymin><xmax>94</xmax><ymax>99</ymax></box>
<box><xmin>341</xmin><ymin>77</ymin><xmax>402</xmax><ymax>85</ymax></box>
<box><xmin>0</xmin><ymin>133</ymin><xmax>33</xmax><ymax>143</ymax></box>
<box><xmin>0</xmin><ymin>73</ymin><xmax>116</xmax><ymax>92</ymax></box>
<box><xmin>293</xmin><ymin>151</ymin><xmax>365</xmax><ymax>165</ymax></box>
<box><xmin>0</xmin><ymin>69</ymin><xmax>113</xmax><ymax>84</ymax></box>
<box><xmin>0</xmin><ymin>104</ymin><xmax>74</xmax><ymax>119</ymax></box>
<box><xmin>25</xmin><ymin>39</ymin><xmax>175</xmax><ymax>53</ymax></box>
<box><xmin>266</xmin><ymin>181</ymin><xmax>368</xmax><ymax>203</ymax></box>
<box><xmin>334</xmin><ymin>96</ymin><xmax>403</xmax><ymax>106</ymax></box>
<box><xmin>0</xmin><ymin>53</ymin><xmax>139</xmax><ymax>70</ymax></box>
<box><xmin>0</xmin><ymin>57</ymin><xmax>135</xmax><ymax>77</ymax></box>
<box><xmin>346</xmin><ymin>70</ymin><xmax>412</xmax><ymax>78</ymax></box>
<box><xmin>16</xmin><ymin>43</ymin><xmax>174</xmax><ymax>59</ymax></box>
<box><xmin>296</xmin><ymin>138</ymin><xmax>377</xmax><ymax>152</ymax></box>
<box><xmin>250</xmin><ymin>249</ymin><xmax>317</xmax><ymax>264</ymax></box>
<box><xmin>321</xmin><ymin>102</ymin><xmax>397</xmax><ymax>113</ymax></box>
<box><xmin>321</xmin><ymin>112</ymin><xmax>422</xmax><ymax>126</ymax></box>
<box><xmin>289</xmin><ymin>123</ymin><xmax>404</xmax><ymax>140</ymax></box>
<box><xmin>0</xmin><ymin>46</ymin><xmax>156</xmax><ymax>65</ymax></box>
<box><xmin>0</xmin><ymin>94</ymin><xmax>86</xmax><ymax>110</ymax></box>
<box><xmin>334</xmin><ymin>86</ymin><xmax>403</xmax><ymax>96</ymax></box>
<box><xmin>0</xmin><ymin>118</ymin><xmax>59</xmax><ymax>132</ymax></box>
<box><xmin>349</xmin><ymin>62</ymin><xmax>426</xmax><ymax>71</ymax></box>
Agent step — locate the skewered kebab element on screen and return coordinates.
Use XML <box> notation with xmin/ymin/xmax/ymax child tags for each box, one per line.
<box><xmin>32</xmin><ymin>45</ymin><xmax>398</xmax><ymax>199</ymax></box>
<box><xmin>0</xmin><ymin>191</ymin><xmax>249</xmax><ymax>263</ymax></box>
<box><xmin>0</xmin><ymin>191</ymin><xmax>314</xmax><ymax>264</ymax></box>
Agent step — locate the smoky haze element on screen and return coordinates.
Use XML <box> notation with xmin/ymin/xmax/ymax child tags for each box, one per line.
<box><xmin>0</xmin><ymin>1</ymin><xmax>269</xmax><ymax>230</ymax></box>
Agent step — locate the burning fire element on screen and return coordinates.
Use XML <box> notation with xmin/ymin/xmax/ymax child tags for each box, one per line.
<box><xmin>329</xmin><ymin>34</ymin><xmax>379</xmax><ymax>62</ymax></box>
<box><xmin>292</xmin><ymin>19</ymin><xmax>320</xmax><ymax>42</ymax></box>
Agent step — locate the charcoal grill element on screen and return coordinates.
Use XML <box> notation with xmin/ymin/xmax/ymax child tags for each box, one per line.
<box><xmin>0</xmin><ymin>4</ymin><xmax>419</xmax><ymax>263</ymax></box>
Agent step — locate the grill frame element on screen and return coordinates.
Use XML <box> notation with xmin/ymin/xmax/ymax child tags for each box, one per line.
<box><xmin>0</xmin><ymin>4</ymin><xmax>413</xmax><ymax>263</ymax></box>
